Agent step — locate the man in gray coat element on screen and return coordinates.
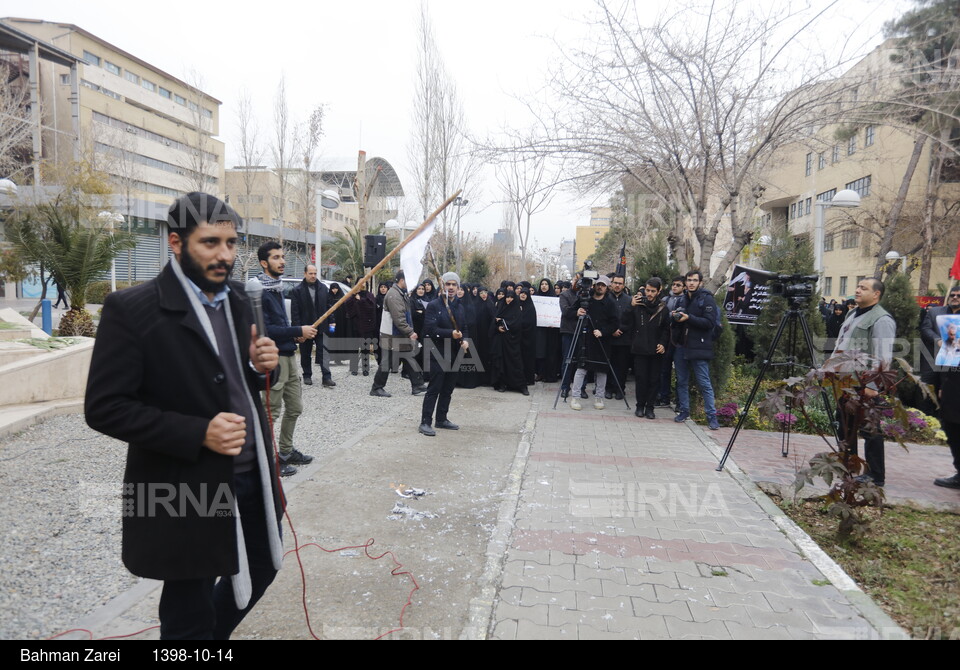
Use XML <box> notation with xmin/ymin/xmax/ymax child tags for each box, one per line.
<box><xmin>370</xmin><ymin>270</ymin><xmax>428</xmax><ymax>397</ymax></box>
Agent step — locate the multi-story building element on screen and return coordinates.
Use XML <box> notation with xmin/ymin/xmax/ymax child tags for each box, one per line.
<box><xmin>559</xmin><ymin>238</ymin><xmax>576</xmax><ymax>275</ymax></box>
<box><xmin>574</xmin><ymin>206</ymin><xmax>611</xmax><ymax>270</ymax></box>
<box><xmin>1</xmin><ymin>17</ymin><xmax>225</xmax><ymax>284</ymax></box>
<box><xmin>757</xmin><ymin>40</ymin><xmax>958</xmax><ymax>300</ymax></box>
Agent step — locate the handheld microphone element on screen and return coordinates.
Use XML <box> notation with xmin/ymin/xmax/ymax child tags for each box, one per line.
<box><xmin>245</xmin><ymin>277</ymin><xmax>267</xmax><ymax>342</ymax></box>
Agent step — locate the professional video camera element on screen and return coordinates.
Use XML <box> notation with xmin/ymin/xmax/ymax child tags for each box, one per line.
<box><xmin>770</xmin><ymin>273</ymin><xmax>819</xmax><ymax>306</ymax></box>
<box><xmin>578</xmin><ymin>260</ymin><xmax>601</xmax><ymax>308</ymax></box>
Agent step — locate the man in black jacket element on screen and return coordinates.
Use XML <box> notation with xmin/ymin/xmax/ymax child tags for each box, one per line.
<box><xmin>606</xmin><ymin>273</ymin><xmax>632</xmax><ymax>400</ymax></box>
<box><xmin>622</xmin><ymin>278</ymin><xmax>670</xmax><ymax>419</ymax></box>
<box><xmin>291</xmin><ymin>265</ymin><xmax>335</xmax><ymax>387</ymax></box>
<box><xmin>419</xmin><ymin>272</ymin><xmax>469</xmax><ymax>436</ymax></box>
<box><xmin>85</xmin><ymin>193</ymin><xmax>284</xmax><ymax>639</ymax></box>
<box><xmin>672</xmin><ymin>270</ymin><xmax>719</xmax><ymax>430</ymax></box>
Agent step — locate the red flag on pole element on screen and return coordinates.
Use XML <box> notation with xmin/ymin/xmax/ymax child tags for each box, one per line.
<box><xmin>950</xmin><ymin>240</ymin><xmax>960</xmax><ymax>280</ymax></box>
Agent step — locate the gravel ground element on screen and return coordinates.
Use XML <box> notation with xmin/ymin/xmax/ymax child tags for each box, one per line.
<box><xmin>0</xmin><ymin>357</ymin><xmax>427</xmax><ymax>640</ymax></box>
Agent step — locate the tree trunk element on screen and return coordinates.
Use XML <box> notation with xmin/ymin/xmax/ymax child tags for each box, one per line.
<box><xmin>874</xmin><ymin>132</ymin><xmax>926</xmax><ymax>276</ymax></box>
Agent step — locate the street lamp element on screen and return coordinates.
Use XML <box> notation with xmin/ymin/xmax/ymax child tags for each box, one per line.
<box><xmin>814</xmin><ymin>189</ymin><xmax>860</xmax><ymax>288</ymax></box>
<box><xmin>315</xmin><ymin>189</ymin><xmax>340</xmax><ymax>279</ymax></box>
<box><xmin>98</xmin><ymin>210</ymin><xmax>124</xmax><ymax>294</ymax></box>
<box><xmin>885</xmin><ymin>250</ymin><xmax>907</xmax><ymax>274</ymax></box>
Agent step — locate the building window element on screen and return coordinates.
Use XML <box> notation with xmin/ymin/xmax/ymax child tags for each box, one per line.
<box><xmin>818</xmin><ymin>153</ymin><xmax>826</xmax><ymax>170</ymax></box>
<box><xmin>188</xmin><ymin>101</ymin><xmax>199</xmax><ymax>112</ymax></box>
<box><xmin>790</xmin><ymin>203</ymin><xmax>797</xmax><ymax>220</ymax></box>
<box><xmin>805</xmin><ymin>152</ymin><xmax>813</xmax><ymax>176</ymax></box>
<box><xmin>817</xmin><ymin>188</ymin><xmax>837</xmax><ymax>202</ymax></box>
<box><xmin>847</xmin><ymin>135</ymin><xmax>857</xmax><ymax>155</ymax></box>
<box><xmin>865</xmin><ymin>125</ymin><xmax>875</xmax><ymax>147</ymax></box>
<box><xmin>142</xmin><ymin>79</ymin><xmax>156</xmax><ymax>92</ymax></box>
<box><xmin>159</xmin><ymin>87</ymin><xmax>172</xmax><ymax>99</ymax></box>
<box><xmin>202</xmin><ymin>108</ymin><xmax>213</xmax><ymax>119</ymax></box>
<box><xmin>82</xmin><ymin>50</ymin><xmax>100</xmax><ymax>66</ymax></box>
<box><xmin>124</xmin><ymin>71</ymin><xmax>140</xmax><ymax>85</ymax></box>
<box><xmin>59</xmin><ymin>74</ymin><xmax>70</xmax><ymax>85</ymax></box>
<box><xmin>845</xmin><ymin>175</ymin><xmax>871</xmax><ymax>197</ymax></box>
<box><xmin>839</xmin><ymin>276</ymin><xmax>848</xmax><ymax>296</ymax></box>
<box><xmin>841</xmin><ymin>229</ymin><xmax>859</xmax><ymax>249</ymax></box>
<box><xmin>824</xmin><ymin>277</ymin><xmax>833</xmax><ymax>295</ymax></box>
<box><xmin>104</xmin><ymin>61</ymin><xmax>121</xmax><ymax>76</ymax></box>
<box><xmin>174</xmin><ymin>94</ymin><xmax>186</xmax><ymax>106</ymax></box>
<box><xmin>824</xmin><ymin>233</ymin><xmax>834</xmax><ymax>252</ymax></box>
<box><xmin>832</xmin><ymin>145</ymin><xmax>840</xmax><ymax>163</ymax></box>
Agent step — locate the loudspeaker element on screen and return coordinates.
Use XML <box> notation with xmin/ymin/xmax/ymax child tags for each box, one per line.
<box><xmin>363</xmin><ymin>234</ymin><xmax>386</xmax><ymax>267</ymax></box>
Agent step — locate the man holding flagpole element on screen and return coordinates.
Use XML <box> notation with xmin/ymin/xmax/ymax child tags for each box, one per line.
<box><xmin>419</xmin><ymin>272</ymin><xmax>469</xmax><ymax>436</ymax></box>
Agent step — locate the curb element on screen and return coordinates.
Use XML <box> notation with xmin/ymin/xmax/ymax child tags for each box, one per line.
<box><xmin>0</xmin><ymin>399</ymin><xmax>85</xmax><ymax>442</ymax></box>
<box><xmin>462</xmin><ymin>386</ymin><xmax>539</xmax><ymax>640</ymax></box>
<box><xmin>685</xmin><ymin>420</ymin><xmax>910</xmax><ymax>640</ymax></box>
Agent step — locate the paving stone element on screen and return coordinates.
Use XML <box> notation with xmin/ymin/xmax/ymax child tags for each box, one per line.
<box><xmin>625</xmin><ymin>569</ymin><xmax>680</xmax><ymax>588</ymax></box>
<box><xmin>688</xmin><ymin>602</ymin><xmax>760</xmax><ymax>624</ymax></box>
<box><xmin>664</xmin><ymin>616</ymin><xmax>733</xmax><ymax>640</ymax></box>
<box><xmin>600</xmin><ymin>581</ymin><xmax>656</xmax><ymax>600</ymax></box>
<box><xmin>645</xmin><ymin>558</ymin><xmax>702</xmax><ymax>577</ymax></box>
<box><xmin>574</xmin><ymin>563</ymin><xmax>628</xmax><ymax>585</ymax></box>
<box><xmin>491</xmin><ymin>619</ymin><xmax>517</xmax><ymax>640</ymax></box>
<box><xmin>493</xmin><ymin>602</ymin><xmax>549</xmax><ymax>626</ymax></box>
<box><xmin>630</xmin><ymin>598</ymin><xmax>693</xmax><ymax>621</ymax></box>
<box><xmin>597</xmin><ymin>609</ymin><xmax>644</xmax><ymax>634</ymax></box>
<box><xmin>724</xmin><ymin>621</ymin><xmax>792</xmax><ymax>640</ymax></box>
<box><xmin>515</xmin><ymin>620</ymin><xmax>577</xmax><ymax>640</ymax></box>
<box><xmin>747</xmin><ymin>608</ymin><xmax>817</xmax><ymax>632</ymax></box>
<box><xmin>507</xmin><ymin>549</ymin><xmax>551</xmax><ymax>565</ymax></box>
<box><xmin>547</xmin><ymin>605</ymin><xmax>589</xmax><ymax>627</ymax></box>
<box><xmin>497</xmin><ymin>586</ymin><xmax>522</xmax><ymax>606</ymax></box>
<box><xmin>575</xmin><ymin>592</ymin><xmax>633</xmax><ymax>613</ymax></box>
<box><xmin>653</xmin><ymin>584</ymin><xmax>713</xmax><ymax>604</ymax></box>
<box><xmin>549</xmin><ymin>575</ymin><xmax>603</xmax><ymax>597</ymax></box>
<box><xmin>521</xmin><ymin>587</ymin><xmax>578</xmax><ymax>609</ymax></box>
<box><xmin>632</xmin><ymin>615</ymin><xmax>671</xmax><ymax>640</ymax></box>
<box><xmin>707</xmin><ymin>588</ymin><xmax>772</xmax><ymax>610</ymax></box>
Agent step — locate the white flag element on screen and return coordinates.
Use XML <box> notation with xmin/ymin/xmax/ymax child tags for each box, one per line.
<box><xmin>400</xmin><ymin>219</ymin><xmax>435</xmax><ymax>287</ymax></box>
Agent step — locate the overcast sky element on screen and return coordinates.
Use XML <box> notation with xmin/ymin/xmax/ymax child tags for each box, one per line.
<box><xmin>9</xmin><ymin>0</ymin><xmax>905</xmax><ymax>254</ymax></box>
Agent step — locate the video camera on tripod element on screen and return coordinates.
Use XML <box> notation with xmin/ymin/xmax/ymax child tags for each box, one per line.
<box><xmin>577</xmin><ymin>260</ymin><xmax>602</xmax><ymax>309</ymax></box>
<box><xmin>770</xmin><ymin>273</ymin><xmax>819</xmax><ymax>306</ymax></box>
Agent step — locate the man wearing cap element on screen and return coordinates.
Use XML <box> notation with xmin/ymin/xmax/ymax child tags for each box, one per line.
<box><xmin>419</xmin><ymin>272</ymin><xmax>469</xmax><ymax>436</ymax></box>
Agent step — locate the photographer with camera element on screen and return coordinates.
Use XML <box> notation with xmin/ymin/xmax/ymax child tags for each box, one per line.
<box><xmin>558</xmin><ymin>274</ymin><xmax>583</xmax><ymax>399</ymax></box>
<box><xmin>563</xmin><ymin>274</ymin><xmax>618</xmax><ymax>410</ymax></box>
<box><xmin>671</xmin><ymin>270</ymin><xmax>720</xmax><ymax>430</ymax></box>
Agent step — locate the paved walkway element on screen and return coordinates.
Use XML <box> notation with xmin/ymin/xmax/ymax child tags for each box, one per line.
<box><xmin>489</xmin><ymin>385</ymin><xmax>903</xmax><ymax>640</ymax></box>
<box><xmin>710</xmin><ymin>427</ymin><xmax>960</xmax><ymax>509</ymax></box>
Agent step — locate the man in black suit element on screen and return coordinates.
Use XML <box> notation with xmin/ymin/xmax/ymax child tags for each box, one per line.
<box><xmin>85</xmin><ymin>192</ymin><xmax>285</xmax><ymax>639</ymax></box>
<box><xmin>291</xmin><ymin>264</ymin><xmax>335</xmax><ymax>387</ymax></box>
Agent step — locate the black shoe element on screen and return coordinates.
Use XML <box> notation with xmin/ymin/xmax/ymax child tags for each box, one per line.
<box><xmin>934</xmin><ymin>473</ymin><xmax>960</xmax><ymax>489</ymax></box>
<box><xmin>634</xmin><ymin>408</ymin><xmax>643</xmax><ymax>418</ymax></box>
<box><xmin>496</xmin><ymin>386</ymin><xmax>506</xmax><ymax>393</ymax></box>
<box><xmin>520</xmin><ymin>387</ymin><xmax>530</xmax><ymax>396</ymax></box>
<box><xmin>412</xmin><ymin>385</ymin><xmax>428</xmax><ymax>396</ymax></box>
<box><xmin>560</xmin><ymin>389</ymin><xmax>569</xmax><ymax>399</ymax></box>
<box><xmin>281</xmin><ymin>449</ymin><xmax>313</xmax><ymax>465</ymax></box>
<box><xmin>604</xmin><ymin>391</ymin><xmax>613</xmax><ymax>400</ymax></box>
<box><xmin>363</xmin><ymin>370</ymin><xmax>369</xmax><ymax>377</ymax></box>
<box><xmin>351</xmin><ymin>370</ymin><xmax>359</xmax><ymax>376</ymax></box>
<box><xmin>419</xmin><ymin>423</ymin><xmax>436</xmax><ymax>437</ymax></box>
<box><xmin>436</xmin><ymin>420</ymin><xmax>459</xmax><ymax>430</ymax></box>
<box><xmin>645</xmin><ymin>408</ymin><xmax>656</xmax><ymax>420</ymax></box>
<box><xmin>614</xmin><ymin>392</ymin><xmax>624</xmax><ymax>401</ymax></box>
<box><xmin>855</xmin><ymin>474</ymin><xmax>884</xmax><ymax>487</ymax></box>
<box><xmin>279</xmin><ymin>463</ymin><xmax>297</xmax><ymax>477</ymax></box>
<box><xmin>370</xmin><ymin>387</ymin><xmax>392</xmax><ymax>398</ymax></box>
<box><xmin>303</xmin><ymin>377</ymin><xmax>313</xmax><ymax>386</ymax></box>
<box><xmin>322</xmin><ymin>378</ymin><xmax>336</xmax><ymax>387</ymax></box>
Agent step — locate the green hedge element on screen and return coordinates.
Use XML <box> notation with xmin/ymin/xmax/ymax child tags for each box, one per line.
<box><xmin>86</xmin><ymin>281</ymin><xmax>144</xmax><ymax>305</ymax></box>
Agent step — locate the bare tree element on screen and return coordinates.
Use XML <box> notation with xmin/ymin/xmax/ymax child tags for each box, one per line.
<box><xmin>272</xmin><ymin>75</ymin><xmax>292</xmax><ymax>243</ymax></box>
<box><xmin>408</xmin><ymin>2</ymin><xmax>441</xmax><ymax>222</ymax></box>
<box><xmin>509</xmin><ymin>0</ymin><xmax>865</xmax><ymax>291</ymax></box>
<box><xmin>234</xmin><ymin>89</ymin><xmax>265</xmax><ymax>278</ymax></box>
<box><xmin>496</xmin><ymin>155</ymin><xmax>556</xmax><ymax>273</ymax></box>
<box><xmin>0</xmin><ymin>57</ymin><xmax>32</xmax><ymax>179</ymax></box>
<box><xmin>179</xmin><ymin>69</ymin><xmax>218</xmax><ymax>194</ymax></box>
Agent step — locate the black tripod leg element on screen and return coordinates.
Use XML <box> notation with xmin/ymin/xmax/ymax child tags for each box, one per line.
<box><xmin>717</xmin><ymin>310</ymin><xmax>793</xmax><ymax>472</ymax></box>
<box><xmin>797</xmin><ymin>311</ymin><xmax>842</xmax><ymax>447</ymax></box>
<box><xmin>552</xmin><ymin>315</ymin><xmax>587</xmax><ymax>410</ymax></box>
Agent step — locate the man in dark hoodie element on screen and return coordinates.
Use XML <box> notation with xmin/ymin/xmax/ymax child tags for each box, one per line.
<box><xmin>622</xmin><ymin>278</ymin><xmax>670</xmax><ymax>419</ymax></box>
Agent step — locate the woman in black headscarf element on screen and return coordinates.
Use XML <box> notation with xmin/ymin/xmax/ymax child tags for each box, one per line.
<box><xmin>410</xmin><ymin>283</ymin><xmax>429</xmax><ymax>378</ymax></box>
<box><xmin>535</xmin><ymin>278</ymin><xmax>561</xmax><ymax>383</ymax></box>
<box><xmin>474</xmin><ymin>287</ymin><xmax>496</xmax><ymax>386</ymax></box>
<box><xmin>326</xmin><ymin>283</ymin><xmax>352</xmax><ymax>365</ymax></box>
<box><xmin>517</xmin><ymin>287</ymin><xmax>538</xmax><ymax>387</ymax></box>
<box><xmin>456</xmin><ymin>285</ymin><xmax>482</xmax><ymax>389</ymax></box>
<box><xmin>421</xmin><ymin>279</ymin><xmax>436</xmax><ymax>303</ymax></box>
<box><xmin>490</xmin><ymin>292</ymin><xmax>529</xmax><ymax>395</ymax></box>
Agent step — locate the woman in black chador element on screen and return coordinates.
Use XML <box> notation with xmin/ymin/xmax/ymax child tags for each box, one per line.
<box><xmin>518</xmin><ymin>287</ymin><xmax>538</xmax><ymax>387</ymax></box>
<box><xmin>535</xmin><ymin>278</ymin><xmax>561</xmax><ymax>382</ymax></box>
<box><xmin>326</xmin><ymin>283</ymin><xmax>352</xmax><ymax>365</ymax></box>
<box><xmin>489</xmin><ymin>292</ymin><xmax>529</xmax><ymax>395</ymax></box>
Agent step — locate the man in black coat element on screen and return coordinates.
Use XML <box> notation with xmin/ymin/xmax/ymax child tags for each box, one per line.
<box><xmin>291</xmin><ymin>265</ymin><xmax>335</xmax><ymax>387</ymax></box>
<box><xmin>85</xmin><ymin>193</ymin><xmax>284</xmax><ymax>639</ymax></box>
<box><xmin>419</xmin><ymin>272</ymin><xmax>470</xmax><ymax>436</ymax></box>
<box><xmin>672</xmin><ymin>270</ymin><xmax>720</xmax><ymax>430</ymax></box>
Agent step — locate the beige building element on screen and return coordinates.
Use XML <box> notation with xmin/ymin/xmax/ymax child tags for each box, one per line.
<box><xmin>1</xmin><ymin>17</ymin><xmax>225</xmax><ymax>282</ymax></box>
<box><xmin>756</xmin><ymin>41</ymin><xmax>958</xmax><ymax>300</ymax></box>
<box><xmin>574</xmin><ymin>206</ymin><xmax>612</xmax><ymax>269</ymax></box>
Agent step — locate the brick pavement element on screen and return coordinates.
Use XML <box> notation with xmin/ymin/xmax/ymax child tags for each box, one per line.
<box><xmin>490</xmin><ymin>385</ymin><xmax>900</xmax><ymax>640</ymax></box>
<box><xmin>709</xmin><ymin>427</ymin><xmax>960</xmax><ymax>508</ymax></box>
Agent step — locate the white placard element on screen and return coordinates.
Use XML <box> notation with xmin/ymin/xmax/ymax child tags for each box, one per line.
<box><xmin>532</xmin><ymin>296</ymin><xmax>561</xmax><ymax>328</ymax></box>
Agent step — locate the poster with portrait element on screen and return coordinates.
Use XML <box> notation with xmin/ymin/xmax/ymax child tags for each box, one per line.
<box><xmin>724</xmin><ymin>265</ymin><xmax>777</xmax><ymax>326</ymax></box>
<box><xmin>935</xmin><ymin>314</ymin><xmax>960</xmax><ymax>367</ymax></box>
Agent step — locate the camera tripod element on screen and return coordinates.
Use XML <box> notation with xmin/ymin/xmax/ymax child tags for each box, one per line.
<box><xmin>716</xmin><ymin>301</ymin><xmax>839</xmax><ymax>472</ymax></box>
<box><xmin>553</xmin><ymin>311</ymin><xmax>630</xmax><ymax>410</ymax></box>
